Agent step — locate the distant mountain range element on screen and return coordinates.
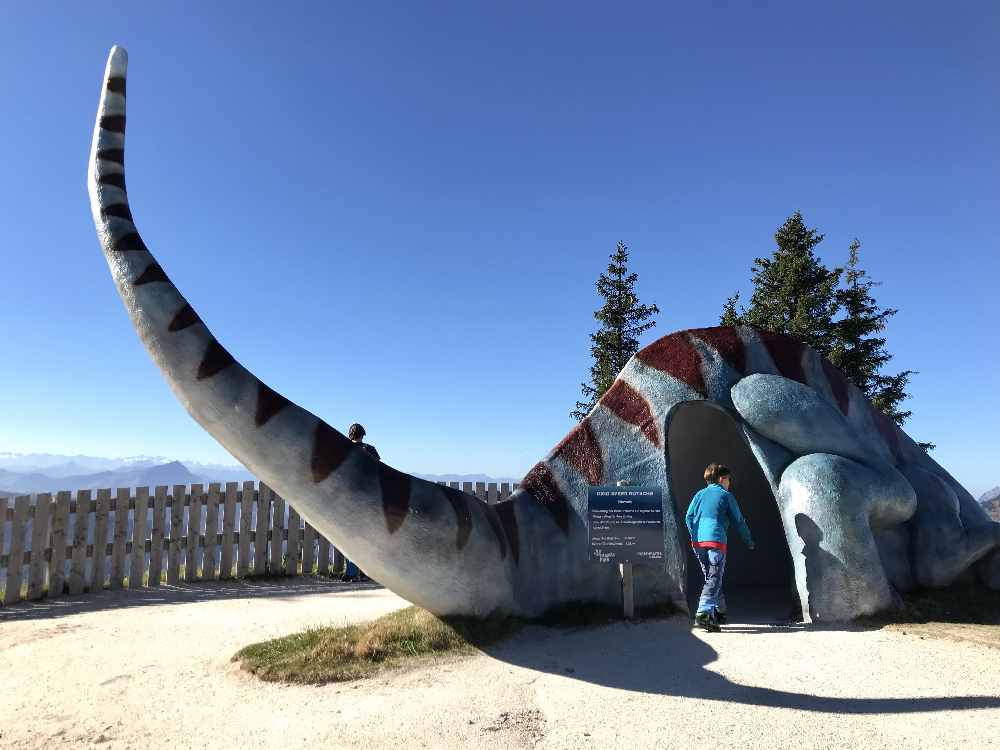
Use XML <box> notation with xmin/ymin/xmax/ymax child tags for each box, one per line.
<box><xmin>0</xmin><ymin>452</ymin><xmax>519</xmax><ymax>497</ymax></box>
<box><xmin>981</xmin><ymin>487</ymin><xmax>1000</xmax><ymax>522</ymax></box>
<box><xmin>0</xmin><ymin>459</ymin><xmax>253</xmax><ymax>496</ymax></box>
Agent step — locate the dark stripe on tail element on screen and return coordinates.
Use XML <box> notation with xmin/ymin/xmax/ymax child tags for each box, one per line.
<box><xmin>310</xmin><ymin>421</ymin><xmax>353</xmax><ymax>483</ymax></box>
<box><xmin>439</xmin><ymin>485</ymin><xmax>474</xmax><ymax>550</ymax></box>
<box><xmin>379</xmin><ymin>463</ymin><xmax>412</xmax><ymax>534</ymax></box>
<box><xmin>112</xmin><ymin>232</ymin><xmax>148</xmax><ymax>253</ymax></box>
<box><xmin>255</xmin><ymin>382</ymin><xmax>292</xmax><ymax>427</ymax></box>
<box><xmin>106</xmin><ymin>76</ymin><xmax>126</xmax><ymax>95</ymax></box>
<box><xmin>520</xmin><ymin>462</ymin><xmax>571</xmax><ymax>533</ymax></box>
<box><xmin>133</xmin><ymin>263</ymin><xmax>169</xmax><ymax>286</ymax></box>
<box><xmin>100</xmin><ymin>115</ymin><xmax>126</xmax><ymax>133</ymax></box>
<box><xmin>481</xmin><ymin>504</ymin><xmax>508</xmax><ymax>560</ymax></box>
<box><xmin>96</xmin><ymin>148</ymin><xmax>125</xmax><ymax>164</ymax></box>
<box><xmin>196</xmin><ymin>339</ymin><xmax>235</xmax><ymax>380</ymax></box>
<box><xmin>494</xmin><ymin>500</ymin><xmax>520</xmax><ymax>565</ymax></box>
<box><xmin>98</xmin><ymin>173</ymin><xmax>127</xmax><ymax>191</ymax></box>
<box><xmin>101</xmin><ymin>203</ymin><xmax>133</xmax><ymax>221</ymax></box>
<box><xmin>168</xmin><ymin>304</ymin><xmax>200</xmax><ymax>332</ymax></box>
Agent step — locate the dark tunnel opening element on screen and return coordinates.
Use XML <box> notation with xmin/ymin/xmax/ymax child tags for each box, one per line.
<box><xmin>667</xmin><ymin>401</ymin><xmax>800</xmax><ymax>622</ymax></box>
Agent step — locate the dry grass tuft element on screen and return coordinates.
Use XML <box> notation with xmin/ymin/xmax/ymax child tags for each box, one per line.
<box><xmin>234</xmin><ymin>599</ymin><xmax>676</xmax><ymax>684</ymax></box>
<box><xmin>233</xmin><ymin>606</ymin><xmax>521</xmax><ymax>684</ymax></box>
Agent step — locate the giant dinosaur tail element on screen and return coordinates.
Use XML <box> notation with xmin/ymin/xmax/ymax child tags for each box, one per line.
<box><xmin>88</xmin><ymin>46</ymin><xmax>518</xmax><ymax>616</ymax></box>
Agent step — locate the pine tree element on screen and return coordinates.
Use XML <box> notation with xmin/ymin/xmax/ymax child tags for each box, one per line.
<box><xmin>572</xmin><ymin>242</ymin><xmax>659</xmax><ymax>421</ymax></box>
<box><xmin>829</xmin><ymin>240</ymin><xmax>934</xmax><ymax>449</ymax></box>
<box><xmin>728</xmin><ymin>211</ymin><xmax>842</xmax><ymax>355</ymax></box>
<box><xmin>721</xmin><ymin>221</ymin><xmax>933</xmax><ymax>451</ymax></box>
<box><xmin>720</xmin><ymin>291</ymin><xmax>744</xmax><ymax>327</ymax></box>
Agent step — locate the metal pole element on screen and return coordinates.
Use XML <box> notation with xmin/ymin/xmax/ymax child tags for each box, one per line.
<box><xmin>616</xmin><ymin>480</ymin><xmax>634</xmax><ymax>620</ymax></box>
<box><xmin>622</xmin><ymin>562</ymin><xmax>634</xmax><ymax>619</ymax></box>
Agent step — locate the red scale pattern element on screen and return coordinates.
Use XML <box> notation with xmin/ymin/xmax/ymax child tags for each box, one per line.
<box><xmin>686</xmin><ymin>327</ymin><xmax>747</xmax><ymax>375</ymax></box>
<box><xmin>820</xmin><ymin>358</ymin><xmax>851</xmax><ymax>416</ymax></box>
<box><xmin>756</xmin><ymin>330</ymin><xmax>807</xmax><ymax>383</ymax></box>
<box><xmin>870</xmin><ymin>407</ymin><xmax>901</xmax><ymax>464</ymax></box>
<box><xmin>636</xmin><ymin>333</ymin><xmax>707</xmax><ymax>396</ymax></box>
<box><xmin>599</xmin><ymin>380</ymin><xmax>661</xmax><ymax>447</ymax></box>
<box><xmin>552</xmin><ymin>422</ymin><xmax>604</xmax><ymax>486</ymax></box>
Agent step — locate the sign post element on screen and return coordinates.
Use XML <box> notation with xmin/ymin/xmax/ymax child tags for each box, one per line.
<box><xmin>588</xmin><ymin>482</ymin><xmax>664</xmax><ymax>620</ymax></box>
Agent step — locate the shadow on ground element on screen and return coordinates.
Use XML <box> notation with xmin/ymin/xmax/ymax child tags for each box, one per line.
<box><xmin>5</xmin><ymin>578</ymin><xmax>999</xmax><ymax>716</ymax></box>
<box><xmin>479</xmin><ymin>614</ymin><xmax>1000</xmax><ymax>715</ymax></box>
<box><xmin>0</xmin><ymin>576</ymin><xmax>381</xmax><ymax>623</ymax></box>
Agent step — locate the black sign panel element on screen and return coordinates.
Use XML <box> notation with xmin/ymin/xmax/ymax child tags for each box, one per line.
<box><xmin>588</xmin><ymin>485</ymin><xmax>665</xmax><ymax>563</ymax></box>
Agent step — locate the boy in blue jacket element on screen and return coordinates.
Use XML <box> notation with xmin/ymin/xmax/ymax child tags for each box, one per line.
<box><xmin>685</xmin><ymin>463</ymin><xmax>755</xmax><ymax>632</ymax></box>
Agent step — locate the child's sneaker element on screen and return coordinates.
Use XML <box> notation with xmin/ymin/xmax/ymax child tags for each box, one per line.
<box><xmin>694</xmin><ymin>611</ymin><xmax>721</xmax><ymax>632</ymax></box>
<box><xmin>715</xmin><ymin>610</ymin><xmax>728</xmax><ymax>626</ymax></box>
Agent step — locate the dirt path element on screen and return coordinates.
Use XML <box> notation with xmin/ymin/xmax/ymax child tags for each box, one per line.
<box><xmin>2</xmin><ymin>579</ymin><xmax>999</xmax><ymax>749</ymax></box>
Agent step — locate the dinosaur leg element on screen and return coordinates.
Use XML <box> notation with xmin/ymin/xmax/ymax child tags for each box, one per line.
<box><xmin>777</xmin><ymin>453</ymin><xmax>916</xmax><ymax>622</ymax></box>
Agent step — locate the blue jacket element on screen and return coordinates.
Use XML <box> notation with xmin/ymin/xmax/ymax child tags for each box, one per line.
<box><xmin>685</xmin><ymin>483</ymin><xmax>753</xmax><ymax>548</ymax></box>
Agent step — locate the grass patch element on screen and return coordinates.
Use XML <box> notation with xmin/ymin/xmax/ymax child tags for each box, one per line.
<box><xmin>233</xmin><ymin>606</ymin><xmax>522</xmax><ymax>683</ymax></box>
<box><xmin>234</xmin><ymin>599</ymin><xmax>677</xmax><ymax>684</ymax></box>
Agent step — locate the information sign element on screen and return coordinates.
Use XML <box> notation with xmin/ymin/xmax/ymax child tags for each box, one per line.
<box><xmin>588</xmin><ymin>485</ymin><xmax>665</xmax><ymax>564</ymax></box>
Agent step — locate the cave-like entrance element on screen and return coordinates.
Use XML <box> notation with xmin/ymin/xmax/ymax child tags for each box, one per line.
<box><xmin>667</xmin><ymin>401</ymin><xmax>799</xmax><ymax>622</ymax></box>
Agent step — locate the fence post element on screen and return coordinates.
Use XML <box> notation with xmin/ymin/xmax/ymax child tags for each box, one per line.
<box><xmin>69</xmin><ymin>490</ymin><xmax>91</xmax><ymax>595</ymax></box>
<box><xmin>287</xmin><ymin>506</ymin><xmax>301</xmax><ymax>576</ymax></box>
<box><xmin>149</xmin><ymin>486</ymin><xmax>168</xmax><ymax>587</ymax></box>
<box><xmin>110</xmin><ymin>488</ymin><xmax>130</xmax><ymax>589</ymax></box>
<box><xmin>93</xmin><ymin>489</ymin><xmax>111</xmax><ymax>590</ymax></box>
<box><xmin>221</xmin><ymin>483</ymin><xmax>238</xmax><ymax>579</ymax></box>
<box><xmin>238</xmin><ymin>481</ymin><xmax>254</xmax><ymax>577</ymax></box>
<box><xmin>318</xmin><ymin>535</ymin><xmax>330</xmax><ymax>576</ymax></box>
<box><xmin>254</xmin><ymin>483</ymin><xmax>270</xmax><ymax>576</ymax></box>
<box><xmin>166</xmin><ymin>485</ymin><xmax>185</xmax><ymax>584</ymax></box>
<box><xmin>186</xmin><ymin>484</ymin><xmax>203</xmax><ymax>583</ymax></box>
<box><xmin>302</xmin><ymin>521</ymin><xmax>316</xmax><ymax>576</ymax></box>
<box><xmin>4</xmin><ymin>496</ymin><xmax>31</xmax><ymax>605</ymax></box>
<box><xmin>28</xmin><ymin>493</ymin><xmax>53</xmax><ymax>600</ymax></box>
<box><xmin>49</xmin><ymin>491</ymin><xmax>71</xmax><ymax>597</ymax></box>
<box><xmin>270</xmin><ymin>493</ymin><xmax>285</xmax><ymax>574</ymax></box>
<box><xmin>130</xmin><ymin>487</ymin><xmax>149</xmax><ymax>588</ymax></box>
<box><xmin>203</xmin><ymin>484</ymin><xmax>220</xmax><ymax>580</ymax></box>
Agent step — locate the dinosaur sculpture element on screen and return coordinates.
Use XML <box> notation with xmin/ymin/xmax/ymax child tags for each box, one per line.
<box><xmin>89</xmin><ymin>47</ymin><xmax>1000</xmax><ymax>622</ymax></box>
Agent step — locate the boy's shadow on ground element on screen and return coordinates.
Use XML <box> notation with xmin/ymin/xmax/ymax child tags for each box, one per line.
<box><xmin>478</xmin><ymin>613</ymin><xmax>1000</xmax><ymax>715</ymax></box>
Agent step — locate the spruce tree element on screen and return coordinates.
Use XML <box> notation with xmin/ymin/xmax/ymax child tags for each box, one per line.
<box><xmin>720</xmin><ymin>291</ymin><xmax>744</xmax><ymax>327</ymax></box>
<box><xmin>828</xmin><ymin>239</ymin><xmax>898</xmax><ymax>398</ymax></box>
<box><xmin>724</xmin><ymin>211</ymin><xmax>842</xmax><ymax>355</ymax></box>
<box><xmin>572</xmin><ymin>242</ymin><xmax>659</xmax><ymax>421</ymax></box>
<box><xmin>829</xmin><ymin>239</ymin><xmax>933</xmax><ymax>449</ymax></box>
<box><xmin>721</xmin><ymin>221</ymin><xmax>933</xmax><ymax>451</ymax></box>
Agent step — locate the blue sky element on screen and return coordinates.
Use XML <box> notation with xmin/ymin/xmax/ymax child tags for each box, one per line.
<box><xmin>1</xmin><ymin>3</ymin><xmax>997</xmax><ymax>496</ymax></box>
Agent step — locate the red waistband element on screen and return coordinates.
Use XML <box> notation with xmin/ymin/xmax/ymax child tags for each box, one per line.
<box><xmin>691</xmin><ymin>541</ymin><xmax>727</xmax><ymax>552</ymax></box>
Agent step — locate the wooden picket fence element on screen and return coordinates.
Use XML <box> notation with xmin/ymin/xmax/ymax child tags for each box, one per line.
<box><xmin>0</xmin><ymin>480</ymin><xmax>519</xmax><ymax>606</ymax></box>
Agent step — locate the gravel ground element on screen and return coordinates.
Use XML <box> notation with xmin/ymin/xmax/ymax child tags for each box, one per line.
<box><xmin>1</xmin><ymin>578</ymin><xmax>999</xmax><ymax>750</ymax></box>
